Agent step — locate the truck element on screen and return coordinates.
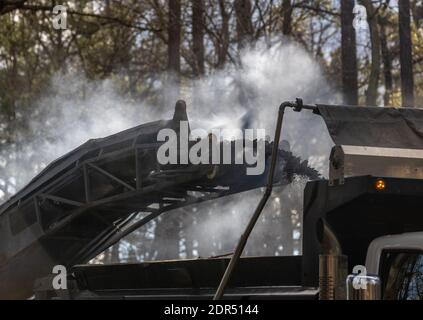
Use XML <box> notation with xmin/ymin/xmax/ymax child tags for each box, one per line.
<box><xmin>1</xmin><ymin>99</ymin><xmax>422</xmax><ymax>300</ymax></box>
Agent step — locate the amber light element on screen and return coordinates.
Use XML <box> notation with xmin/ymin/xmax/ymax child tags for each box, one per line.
<box><xmin>375</xmin><ymin>179</ymin><xmax>386</xmax><ymax>191</ymax></box>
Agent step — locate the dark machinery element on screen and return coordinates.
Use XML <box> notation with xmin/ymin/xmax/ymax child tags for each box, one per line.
<box><xmin>0</xmin><ymin>100</ymin><xmax>317</xmax><ymax>299</ymax></box>
<box><xmin>3</xmin><ymin>99</ymin><xmax>423</xmax><ymax>300</ymax></box>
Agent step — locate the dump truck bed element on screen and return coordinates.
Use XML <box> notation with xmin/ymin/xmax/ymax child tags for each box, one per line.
<box><xmin>34</xmin><ymin>256</ymin><xmax>319</xmax><ymax>300</ymax></box>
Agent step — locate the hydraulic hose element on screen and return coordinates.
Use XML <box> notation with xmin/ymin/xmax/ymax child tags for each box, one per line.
<box><xmin>213</xmin><ymin>99</ymin><xmax>303</xmax><ymax>300</ymax></box>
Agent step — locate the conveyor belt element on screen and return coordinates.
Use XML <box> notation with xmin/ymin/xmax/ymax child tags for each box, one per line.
<box><xmin>0</xmin><ymin>101</ymin><xmax>318</xmax><ymax>299</ymax></box>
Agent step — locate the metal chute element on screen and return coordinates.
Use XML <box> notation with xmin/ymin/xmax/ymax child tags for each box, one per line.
<box><xmin>0</xmin><ymin>100</ymin><xmax>318</xmax><ymax>299</ymax></box>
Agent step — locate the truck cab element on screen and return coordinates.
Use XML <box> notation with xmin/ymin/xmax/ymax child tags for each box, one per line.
<box><xmin>363</xmin><ymin>232</ymin><xmax>423</xmax><ymax>300</ymax></box>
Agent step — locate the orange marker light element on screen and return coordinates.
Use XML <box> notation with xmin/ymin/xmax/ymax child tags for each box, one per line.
<box><xmin>375</xmin><ymin>179</ymin><xmax>386</xmax><ymax>191</ymax></box>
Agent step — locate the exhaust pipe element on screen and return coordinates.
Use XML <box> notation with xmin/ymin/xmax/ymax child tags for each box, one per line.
<box><xmin>318</xmin><ymin>221</ymin><xmax>348</xmax><ymax>300</ymax></box>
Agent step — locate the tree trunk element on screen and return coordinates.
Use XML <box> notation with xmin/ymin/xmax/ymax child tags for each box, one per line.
<box><xmin>235</xmin><ymin>0</ymin><xmax>254</xmax><ymax>49</ymax></box>
<box><xmin>282</xmin><ymin>0</ymin><xmax>293</xmax><ymax>36</ymax></box>
<box><xmin>361</xmin><ymin>0</ymin><xmax>381</xmax><ymax>106</ymax></box>
<box><xmin>168</xmin><ymin>0</ymin><xmax>181</xmax><ymax>102</ymax></box>
<box><xmin>192</xmin><ymin>0</ymin><xmax>205</xmax><ymax>76</ymax></box>
<box><xmin>341</xmin><ymin>0</ymin><xmax>359</xmax><ymax>105</ymax></box>
<box><xmin>411</xmin><ymin>0</ymin><xmax>423</xmax><ymax>28</ymax></box>
<box><xmin>111</xmin><ymin>243</ymin><xmax>120</xmax><ymax>263</ymax></box>
<box><xmin>217</xmin><ymin>0</ymin><xmax>230</xmax><ymax>68</ymax></box>
<box><xmin>153</xmin><ymin>215</ymin><xmax>180</xmax><ymax>260</ymax></box>
<box><xmin>379</xmin><ymin>17</ymin><xmax>393</xmax><ymax>106</ymax></box>
<box><xmin>399</xmin><ymin>0</ymin><xmax>415</xmax><ymax>107</ymax></box>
